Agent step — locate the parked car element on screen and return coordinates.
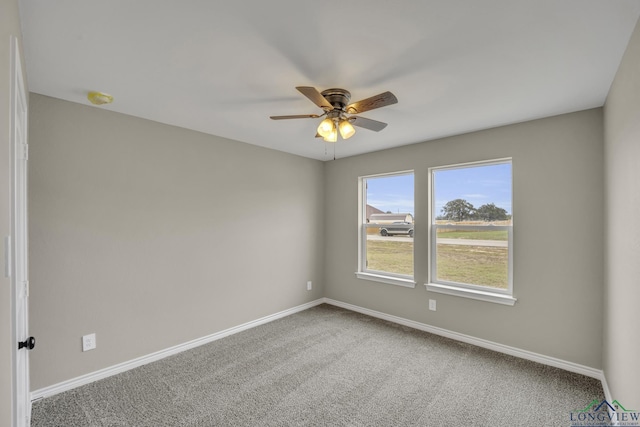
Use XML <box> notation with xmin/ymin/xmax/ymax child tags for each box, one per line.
<box><xmin>380</xmin><ymin>221</ymin><xmax>414</xmax><ymax>237</ymax></box>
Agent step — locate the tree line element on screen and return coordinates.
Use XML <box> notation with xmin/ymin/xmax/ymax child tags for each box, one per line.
<box><xmin>437</xmin><ymin>199</ymin><xmax>510</xmax><ymax>222</ymax></box>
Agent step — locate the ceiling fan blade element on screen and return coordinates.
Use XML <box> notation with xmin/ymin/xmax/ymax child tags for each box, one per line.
<box><xmin>296</xmin><ymin>86</ymin><xmax>334</xmax><ymax>111</ymax></box>
<box><xmin>350</xmin><ymin>116</ymin><xmax>388</xmax><ymax>132</ymax></box>
<box><xmin>270</xmin><ymin>114</ymin><xmax>321</xmax><ymax>120</ymax></box>
<box><xmin>346</xmin><ymin>91</ymin><xmax>398</xmax><ymax>114</ymax></box>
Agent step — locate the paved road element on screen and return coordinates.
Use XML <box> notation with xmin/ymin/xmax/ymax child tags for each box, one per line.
<box><xmin>367</xmin><ymin>235</ymin><xmax>507</xmax><ymax>247</ymax></box>
<box><xmin>438</xmin><ymin>238</ymin><xmax>507</xmax><ymax>247</ymax></box>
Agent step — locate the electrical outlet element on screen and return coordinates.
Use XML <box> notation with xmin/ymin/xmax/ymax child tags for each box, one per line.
<box><xmin>82</xmin><ymin>333</ymin><xmax>96</xmax><ymax>352</ymax></box>
<box><xmin>307</xmin><ymin>281</ymin><xmax>312</xmax><ymax>291</ymax></box>
<box><xmin>429</xmin><ymin>299</ymin><xmax>437</xmax><ymax>311</ymax></box>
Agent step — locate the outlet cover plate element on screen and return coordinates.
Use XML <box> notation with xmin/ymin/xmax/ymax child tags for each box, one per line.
<box><xmin>82</xmin><ymin>333</ymin><xmax>96</xmax><ymax>352</ymax></box>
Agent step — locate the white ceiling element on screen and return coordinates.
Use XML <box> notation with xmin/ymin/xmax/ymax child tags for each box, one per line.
<box><xmin>19</xmin><ymin>1</ymin><xmax>640</xmax><ymax>161</ymax></box>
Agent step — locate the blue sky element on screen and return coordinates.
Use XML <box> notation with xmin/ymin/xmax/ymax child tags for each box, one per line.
<box><xmin>365</xmin><ymin>163</ymin><xmax>512</xmax><ymax>218</ymax></box>
<box><xmin>366</xmin><ymin>174</ymin><xmax>415</xmax><ymax>216</ymax></box>
<box><xmin>434</xmin><ymin>163</ymin><xmax>512</xmax><ymax>215</ymax></box>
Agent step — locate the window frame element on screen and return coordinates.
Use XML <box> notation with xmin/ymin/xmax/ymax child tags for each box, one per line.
<box><xmin>426</xmin><ymin>159</ymin><xmax>516</xmax><ymax>305</ymax></box>
<box><xmin>356</xmin><ymin>170</ymin><xmax>416</xmax><ymax>288</ymax></box>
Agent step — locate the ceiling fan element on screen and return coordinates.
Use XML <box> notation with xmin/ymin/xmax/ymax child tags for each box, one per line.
<box><xmin>270</xmin><ymin>87</ymin><xmax>398</xmax><ymax>142</ymax></box>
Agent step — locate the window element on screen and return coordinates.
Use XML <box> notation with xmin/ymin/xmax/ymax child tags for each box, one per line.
<box><xmin>427</xmin><ymin>160</ymin><xmax>515</xmax><ymax>305</ymax></box>
<box><xmin>356</xmin><ymin>171</ymin><xmax>415</xmax><ymax>288</ymax></box>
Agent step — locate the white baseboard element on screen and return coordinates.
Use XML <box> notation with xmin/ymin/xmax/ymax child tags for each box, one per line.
<box><xmin>31</xmin><ymin>298</ymin><xmax>326</xmax><ymax>401</ymax></box>
<box><xmin>601</xmin><ymin>372</ymin><xmax>613</xmax><ymax>402</ymax></box>
<box><xmin>323</xmin><ymin>298</ymin><xmax>605</xmax><ymax>381</ymax></box>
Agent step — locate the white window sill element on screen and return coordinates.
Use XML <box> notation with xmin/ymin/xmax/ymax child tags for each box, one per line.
<box><xmin>425</xmin><ymin>283</ymin><xmax>517</xmax><ymax>306</ymax></box>
<box><xmin>355</xmin><ymin>272</ymin><xmax>416</xmax><ymax>288</ymax></box>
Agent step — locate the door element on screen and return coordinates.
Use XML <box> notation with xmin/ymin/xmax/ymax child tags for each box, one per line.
<box><xmin>10</xmin><ymin>35</ymin><xmax>31</xmax><ymax>427</ymax></box>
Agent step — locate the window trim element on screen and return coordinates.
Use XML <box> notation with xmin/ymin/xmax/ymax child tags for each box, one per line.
<box><xmin>355</xmin><ymin>272</ymin><xmax>416</xmax><ymax>288</ymax></box>
<box><xmin>356</xmin><ymin>170</ymin><xmax>416</xmax><ymax>288</ymax></box>
<box><xmin>426</xmin><ymin>159</ymin><xmax>515</xmax><ymax>305</ymax></box>
<box><xmin>425</xmin><ymin>283</ymin><xmax>517</xmax><ymax>305</ymax></box>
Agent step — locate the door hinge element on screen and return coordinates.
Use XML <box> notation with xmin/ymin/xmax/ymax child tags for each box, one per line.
<box><xmin>19</xmin><ymin>143</ymin><xmax>28</xmax><ymax>160</ymax></box>
<box><xmin>3</xmin><ymin>236</ymin><xmax>10</xmax><ymax>278</ymax></box>
<box><xmin>21</xmin><ymin>281</ymin><xmax>29</xmax><ymax>297</ymax></box>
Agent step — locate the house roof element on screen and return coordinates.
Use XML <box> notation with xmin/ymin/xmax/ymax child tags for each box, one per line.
<box><xmin>18</xmin><ymin>1</ymin><xmax>640</xmax><ymax>161</ymax></box>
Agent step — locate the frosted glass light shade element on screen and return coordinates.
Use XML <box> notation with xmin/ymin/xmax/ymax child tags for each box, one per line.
<box><xmin>338</xmin><ymin>119</ymin><xmax>356</xmax><ymax>139</ymax></box>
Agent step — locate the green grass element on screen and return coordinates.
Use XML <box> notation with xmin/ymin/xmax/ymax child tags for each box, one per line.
<box><xmin>436</xmin><ymin>244</ymin><xmax>508</xmax><ymax>289</ymax></box>
<box><xmin>366</xmin><ymin>239</ymin><xmax>508</xmax><ymax>289</ymax></box>
<box><xmin>366</xmin><ymin>240</ymin><xmax>413</xmax><ymax>276</ymax></box>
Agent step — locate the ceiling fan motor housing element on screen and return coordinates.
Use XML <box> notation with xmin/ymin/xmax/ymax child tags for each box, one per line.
<box><xmin>321</xmin><ymin>88</ymin><xmax>351</xmax><ymax>110</ymax></box>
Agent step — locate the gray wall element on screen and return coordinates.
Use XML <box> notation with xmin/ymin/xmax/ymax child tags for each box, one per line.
<box><xmin>1</xmin><ymin>0</ymin><xmax>26</xmax><ymax>423</ymax></box>
<box><xmin>603</xmin><ymin>18</ymin><xmax>640</xmax><ymax>405</ymax></box>
<box><xmin>28</xmin><ymin>94</ymin><xmax>325</xmax><ymax>390</ymax></box>
<box><xmin>324</xmin><ymin>108</ymin><xmax>604</xmax><ymax>369</ymax></box>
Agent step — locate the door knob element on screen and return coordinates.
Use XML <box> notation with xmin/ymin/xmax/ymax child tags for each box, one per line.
<box><xmin>18</xmin><ymin>336</ymin><xmax>35</xmax><ymax>350</ymax></box>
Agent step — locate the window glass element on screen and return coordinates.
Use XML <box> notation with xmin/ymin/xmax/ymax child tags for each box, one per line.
<box><xmin>362</xmin><ymin>173</ymin><xmax>414</xmax><ymax>278</ymax></box>
<box><xmin>432</xmin><ymin>161</ymin><xmax>512</xmax><ymax>292</ymax></box>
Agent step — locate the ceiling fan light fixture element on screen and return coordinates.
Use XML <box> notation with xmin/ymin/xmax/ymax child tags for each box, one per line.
<box><xmin>338</xmin><ymin>119</ymin><xmax>356</xmax><ymax>140</ymax></box>
<box><xmin>317</xmin><ymin>118</ymin><xmax>335</xmax><ymax>138</ymax></box>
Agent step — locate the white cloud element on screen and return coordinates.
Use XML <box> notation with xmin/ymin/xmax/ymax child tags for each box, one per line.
<box><xmin>462</xmin><ymin>193</ymin><xmax>488</xmax><ymax>199</ymax></box>
<box><xmin>367</xmin><ymin>197</ymin><xmax>414</xmax><ymax>215</ymax></box>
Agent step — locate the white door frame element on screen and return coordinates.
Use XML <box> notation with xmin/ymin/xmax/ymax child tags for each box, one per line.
<box><xmin>10</xmin><ymin>35</ymin><xmax>31</xmax><ymax>427</ymax></box>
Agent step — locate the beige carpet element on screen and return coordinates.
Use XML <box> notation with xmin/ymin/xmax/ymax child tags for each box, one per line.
<box><xmin>31</xmin><ymin>304</ymin><xmax>603</xmax><ymax>426</ymax></box>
